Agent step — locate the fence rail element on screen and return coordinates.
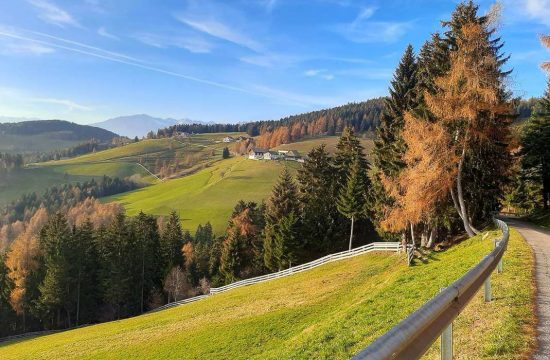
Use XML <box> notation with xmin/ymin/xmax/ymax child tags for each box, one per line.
<box><xmin>150</xmin><ymin>242</ymin><xmax>401</xmax><ymax>313</ymax></box>
<box><xmin>353</xmin><ymin>219</ymin><xmax>509</xmax><ymax>360</ymax></box>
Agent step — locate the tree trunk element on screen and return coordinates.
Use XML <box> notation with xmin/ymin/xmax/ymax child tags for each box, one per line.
<box><xmin>420</xmin><ymin>226</ymin><xmax>428</xmax><ymax>248</ymax></box>
<box><xmin>76</xmin><ymin>267</ymin><xmax>81</xmax><ymax>326</ymax></box>
<box><xmin>348</xmin><ymin>216</ymin><xmax>355</xmax><ymax>251</ymax></box>
<box><xmin>410</xmin><ymin>223</ymin><xmax>415</xmax><ymax>247</ymax></box>
<box><xmin>457</xmin><ymin>146</ymin><xmax>476</xmax><ymax>237</ymax></box>
<box><xmin>427</xmin><ymin>228</ymin><xmax>436</xmax><ymax>249</ymax></box>
<box><xmin>141</xmin><ymin>249</ymin><xmax>145</xmax><ymax>314</ymax></box>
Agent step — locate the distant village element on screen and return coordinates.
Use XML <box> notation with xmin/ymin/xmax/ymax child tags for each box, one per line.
<box><xmin>218</xmin><ymin>135</ymin><xmax>304</xmax><ymax>162</ymax></box>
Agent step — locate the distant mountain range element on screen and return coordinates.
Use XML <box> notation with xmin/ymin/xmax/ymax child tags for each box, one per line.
<box><xmin>91</xmin><ymin>114</ymin><xmax>203</xmax><ymax>138</ymax></box>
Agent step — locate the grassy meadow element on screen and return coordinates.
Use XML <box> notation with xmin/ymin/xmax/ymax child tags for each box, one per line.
<box><xmin>0</xmin><ymin>133</ymin><xmax>246</xmax><ymax>208</ymax></box>
<box><xmin>106</xmin><ymin>156</ymin><xmax>300</xmax><ymax>234</ymax></box>
<box><xmin>0</xmin><ymin>228</ymin><xmax>535</xmax><ymax>360</ymax></box>
<box><xmin>274</xmin><ymin>136</ymin><xmax>374</xmax><ymax>157</ymax></box>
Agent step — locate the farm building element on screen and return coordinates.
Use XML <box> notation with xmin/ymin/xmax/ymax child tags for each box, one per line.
<box><xmin>248</xmin><ymin>148</ymin><xmax>269</xmax><ymax>160</ymax></box>
<box><xmin>223</xmin><ymin>136</ymin><xmax>235</xmax><ymax>143</ymax></box>
<box><xmin>264</xmin><ymin>151</ymin><xmax>281</xmax><ymax>160</ymax></box>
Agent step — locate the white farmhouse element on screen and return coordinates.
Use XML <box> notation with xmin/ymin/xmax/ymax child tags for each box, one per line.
<box><xmin>248</xmin><ymin>148</ymin><xmax>268</xmax><ymax>160</ymax></box>
<box><xmin>264</xmin><ymin>151</ymin><xmax>281</xmax><ymax>160</ymax></box>
<box><xmin>223</xmin><ymin>136</ymin><xmax>235</xmax><ymax>143</ymax></box>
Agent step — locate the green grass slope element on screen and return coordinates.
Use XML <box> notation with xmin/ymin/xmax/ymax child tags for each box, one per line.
<box><xmin>107</xmin><ymin>156</ymin><xmax>299</xmax><ymax>234</ymax></box>
<box><xmin>0</xmin><ymin>228</ymin><xmax>535</xmax><ymax>360</ymax></box>
<box><xmin>274</xmin><ymin>136</ymin><xmax>374</xmax><ymax>157</ymax></box>
<box><xmin>0</xmin><ymin>134</ymin><xmax>246</xmax><ymax>209</ymax></box>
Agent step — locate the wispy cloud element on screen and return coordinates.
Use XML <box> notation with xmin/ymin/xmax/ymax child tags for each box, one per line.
<box><xmin>0</xmin><ymin>86</ymin><xmax>91</xmax><ymax>113</ymax></box>
<box><xmin>134</xmin><ymin>33</ymin><xmax>214</xmax><ymax>54</ymax></box>
<box><xmin>304</xmin><ymin>69</ymin><xmax>334</xmax><ymax>80</ymax></box>
<box><xmin>97</xmin><ymin>27</ymin><xmax>119</xmax><ymax>40</ymax></box>
<box><xmin>175</xmin><ymin>15</ymin><xmax>263</xmax><ymax>52</ymax></box>
<box><xmin>333</xmin><ymin>6</ymin><xmax>412</xmax><ymax>43</ymax></box>
<box><xmin>1</xmin><ymin>41</ymin><xmax>55</xmax><ymax>55</ymax></box>
<box><xmin>0</xmin><ymin>27</ymin><xmax>327</xmax><ymax>107</ymax></box>
<box><xmin>26</xmin><ymin>0</ymin><xmax>80</xmax><ymax>28</ymax></box>
<box><xmin>30</xmin><ymin>97</ymin><xmax>92</xmax><ymax>111</ymax></box>
<box><xmin>518</xmin><ymin>0</ymin><xmax>550</xmax><ymax>26</ymax></box>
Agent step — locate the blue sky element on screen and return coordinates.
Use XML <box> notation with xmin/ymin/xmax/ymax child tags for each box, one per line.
<box><xmin>0</xmin><ymin>0</ymin><xmax>548</xmax><ymax>124</ymax></box>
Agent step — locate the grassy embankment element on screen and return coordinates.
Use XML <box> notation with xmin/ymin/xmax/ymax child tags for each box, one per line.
<box><xmin>0</xmin><ymin>228</ymin><xmax>535</xmax><ymax>360</ymax></box>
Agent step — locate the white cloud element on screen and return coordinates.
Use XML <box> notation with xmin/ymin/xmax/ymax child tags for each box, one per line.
<box><xmin>523</xmin><ymin>0</ymin><xmax>550</xmax><ymax>26</ymax></box>
<box><xmin>1</xmin><ymin>41</ymin><xmax>55</xmax><ymax>55</ymax></box>
<box><xmin>175</xmin><ymin>15</ymin><xmax>263</xmax><ymax>52</ymax></box>
<box><xmin>30</xmin><ymin>97</ymin><xmax>92</xmax><ymax>111</ymax></box>
<box><xmin>27</xmin><ymin>0</ymin><xmax>80</xmax><ymax>27</ymax></box>
<box><xmin>304</xmin><ymin>69</ymin><xmax>335</xmax><ymax>80</ymax></box>
<box><xmin>135</xmin><ymin>33</ymin><xmax>214</xmax><ymax>54</ymax></box>
<box><xmin>333</xmin><ymin>7</ymin><xmax>412</xmax><ymax>43</ymax></box>
<box><xmin>97</xmin><ymin>27</ymin><xmax>119</xmax><ymax>40</ymax></box>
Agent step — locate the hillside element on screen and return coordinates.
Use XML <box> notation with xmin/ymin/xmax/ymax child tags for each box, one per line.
<box><xmin>106</xmin><ymin>156</ymin><xmax>301</xmax><ymax>234</ymax></box>
<box><xmin>0</xmin><ymin>120</ymin><xmax>118</xmax><ymax>153</ymax></box>
<box><xmin>0</xmin><ymin>228</ymin><xmax>534</xmax><ymax>360</ymax></box>
<box><xmin>91</xmin><ymin>114</ymin><xmax>197</xmax><ymax>138</ymax></box>
<box><xmin>0</xmin><ymin>133</ymin><xmax>245</xmax><ymax>209</ymax></box>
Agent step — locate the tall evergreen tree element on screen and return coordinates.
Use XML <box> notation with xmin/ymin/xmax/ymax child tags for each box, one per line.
<box><xmin>70</xmin><ymin>221</ymin><xmax>99</xmax><ymax>325</ymax></box>
<box><xmin>521</xmin><ymin>83</ymin><xmax>550</xmax><ymax>209</ymax></box>
<box><xmin>161</xmin><ymin>211</ymin><xmax>185</xmax><ymax>274</ymax></box>
<box><xmin>334</xmin><ymin>127</ymin><xmax>370</xmax><ymax>189</ymax></box>
<box><xmin>0</xmin><ymin>254</ymin><xmax>16</xmax><ymax>337</ymax></box>
<box><xmin>263</xmin><ymin>168</ymin><xmax>300</xmax><ymax>271</ymax></box>
<box><xmin>337</xmin><ymin>158</ymin><xmax>366</xmax><ymax>250</ymax></box>
<box><xmin>132</xmin><ymin>212</ymin><xmax>164</xmax><ymax>313</ymax></box>
<box><xmin>373</xmin><ymin>44</ymin><xmax>418</xmax><ymax>178</ymax></box>
<box><xmin>297</xmin><ymin>145</ymin><xmax>342</xmax><ymax>253</ymax></box>
<box><xmin>38</xmin><ymin>213</ymin><xmax>73</xmax><ymax>328</ymax></box>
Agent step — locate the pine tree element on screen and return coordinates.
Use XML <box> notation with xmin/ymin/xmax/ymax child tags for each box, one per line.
<box><xmin>297</xmin><ymin>145</ymin><xmax>342</xmax><ymax>253</ymax></box>
<box><xmin>220</xmin><ymin>231</ymin><xmax>242</xmax><ymax>284</ymax></box>
<box><xmin>337</xmin><ymin>158</ymin><xmax>366</xmax><ymax>250</ymax></box>
<box><xmin>70</xmin><ymin>220</ymin><xmax>99</xmax><ymax>325</ymax></box>
<box><xmin>0</xmin><ymin>254</ymin><xmax>16</xmax><ymax>337</ymax></box>
<box><xmin>272</xmin><ymin>213</ymin><xmax>299</xmax><ymax>269</ymax></box>
<box><xmin>521</xmin><ymin>84</ymin><xmax>550</xmax><ymax>209</ymax></box>
<box><xmin>372</xmin><ymin>45</ymin><xmax>418</xmax><ymax>233</ymax></box>
<box><xmin>161</xmin><ymin>211</ymin><xmax>185</xmax><ymax>274</ymax></box>
<box><xmin>133</xmin><ymin>212</ymin><xmax>164</xmax><ymax>313</ymax></box>
<box><xmin>38</xmin><ymin>213</ymin><xmax>72</xmax><ymax>328</ymax></box>
<box><xmin>263</xmin><ymin>168</ymin><xmax>300</xmax><ymax>271</ymax></box>
<box><xmin>222</xmin><ymin>147</ymin><xmax>230</xmax><ymax>159</ymax></box>
<box><xmin>334</xmin><ymin>127</ymin><xmax>370</xmax><ymax>190</ymax></box>
<box><xmin>373</xmin><ymin>44</ymin><xmax>418</xmax><ymax>179</ymax></box>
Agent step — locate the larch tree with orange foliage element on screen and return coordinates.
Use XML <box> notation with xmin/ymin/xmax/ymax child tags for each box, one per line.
<box><xmin>383</xmin><ymin>21</ymin><xmax>512</xmax><ymax>237</ymax></box>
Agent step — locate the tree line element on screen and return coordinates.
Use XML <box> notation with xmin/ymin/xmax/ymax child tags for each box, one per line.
<box><xmin>153</xmin><ymin>100</ymin><xmax>384</xmax><ymax>141</ymax></box>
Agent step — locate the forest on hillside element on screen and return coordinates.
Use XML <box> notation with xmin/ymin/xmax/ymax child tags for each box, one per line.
<box><xmin>1</xmin><ymin>0</ymin><xmax>550</xmax><ymax>341</ymax></box>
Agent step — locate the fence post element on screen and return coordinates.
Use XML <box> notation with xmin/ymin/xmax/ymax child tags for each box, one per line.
<box><xmin>484</xmin><ymin>277</ymin><xmax>492</xmax><ymax>302</ymax></box>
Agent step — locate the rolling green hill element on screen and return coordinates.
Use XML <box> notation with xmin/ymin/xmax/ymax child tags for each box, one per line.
<box><xmin>0</xmin><ymin>228</ymin><xmax>534</xmax><ymax>360</ymax></box>
<box><xmin>0</xmin><ymin>133</ymin><xmax>246</xmax><ymax>209</ymax></box>
<box><xmin>106</xmin><ymin>156</ymin><xmax>300</xmax><ymax>234</ymax></box>
<box><xmin>274</xmin><ymin>136</ymin><xmax>374</xmax><ymax>157</ymax></box>
<box><xmin>0</xmin><ymin>120</ymin><xmax>117</xmax><ymax>153</ymax></box>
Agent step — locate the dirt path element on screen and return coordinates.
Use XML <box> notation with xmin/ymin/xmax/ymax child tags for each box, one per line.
<box><xmin>505</xmin><ymin>218</ymin><xmax>550</xmax><ymax>359</ymax></box>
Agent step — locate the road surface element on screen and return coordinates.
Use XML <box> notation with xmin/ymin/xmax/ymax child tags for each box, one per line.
<box><xmin>505</xmin><ymin>218</ymin><xmax>550</xmax><ymax>359</ymax></box>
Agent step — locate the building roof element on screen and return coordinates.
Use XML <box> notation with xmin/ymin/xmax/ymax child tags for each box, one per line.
<box><xmin>250</xmin><ymin>148</ymin><xmax>269</xmax><ymax>153</ymax></box>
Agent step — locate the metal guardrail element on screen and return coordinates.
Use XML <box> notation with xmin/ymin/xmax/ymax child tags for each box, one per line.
<box><xmin>353</xmin><ymin>219</ymin><xmax>509</xmax><ymax>360</ymax></box>
<box><xmin>149</xmin><ymin>242</ymin><xmax>401</xmax><ymax>313</ymax></box>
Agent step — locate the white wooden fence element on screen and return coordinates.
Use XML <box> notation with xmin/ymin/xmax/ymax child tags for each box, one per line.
<box><xmin>150</xmin><ymin>242</ymin><xmax>401</xmax><ymax>313</ymax></box>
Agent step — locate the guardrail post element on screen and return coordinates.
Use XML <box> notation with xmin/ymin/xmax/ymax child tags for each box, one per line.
<box><xmin>495</xmin><ymin>240</ymin><xmax>503</xmax><ymax>273</ymax></box>
<box><xmin>439</xmin><ymin>287</ymin><xmax>453</xmax><ymax>360</ymax></box>
<box><xmin>484</xmin><ymin>277</ymin><xmax>492</xmax><ymax>302</ymax></box>
<box><xmin>440</xmin><ymin>321</ymin><xmax>453</xmax><ymax>360</ymax></box>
